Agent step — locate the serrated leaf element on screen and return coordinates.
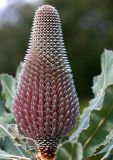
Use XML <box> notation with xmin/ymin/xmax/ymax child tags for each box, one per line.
<box><xmin>0</xmin><ymin>149</ymin><xmax>31</xmax><ymax>160</ymax></box>
<box><xmin>0</xmin><ymin>123</ymin><xmax>35</xmax><ymax>159</ymax></box>
<box><xmin>78</xmin><ymin>85</ymin><xmax>113</xmax><ymax>159</ymax></box>
<box><xmin>0</xmin><ymin>117</ymin><xmax>11</xmax><ymax>138</ymax></box>
<box><xmin>98</xmin><ymin>140</ymin><xmax>113</xmax><ymax>155</ymax></box>
<box><xmin>0</xmin><ymin>136</ymin><xmax>32</xmax><ymax>159</ymax></box>
<box><xmin>0</xmin><ymin>149</ymin><xmax>11</xmax><ymax>160</ymax></box>
<box><xmin>0</xmin><ymin>96</ymin><xmax>14</xmax><ymax>123</ymax></box>
<box><xmin>0</xmin><ymin>96</ymin><xmax>14</xmax><ymax>138</ymax></box>
<box><xmin>95</xmin><ymin>139</ymin><xmax>113</xmax><ymax>160</ymax></box>
<box><xmin>0</xmin><ymin>74</ymin><xmax>17</xmax><ymax>111</ymax></box>
<box><xmin>100</xmin><ymin>145</ymin><xmax>113</xmax><ymax>160</ymax></box>
<box><xmin>70</xmin><ymin>50</ymin><xmax>113</xmax><ymax>141</ymax></box>
<box><xmin>55</xmin><ymin>141</ymin><xmax>83</xmax><ymax>160</ymax></box>
<box><xmin>95</xmin><ymin>130</ymin><xmax>113</xmax><ymax>154</ymax></box>
<box><xmin>85</xmin><ymin>154</ymin><xmax>104</xmax><ymax>160</ymax></box>
<box><xmin>0</xmin><ymin>136</ymin><xmax>24</xmax><ymax>156</ymax></box>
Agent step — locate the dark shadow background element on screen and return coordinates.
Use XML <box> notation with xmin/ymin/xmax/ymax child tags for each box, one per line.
<box><xmin>0</xmin><ymin>0</ymin><xmax>113</xmax><ymax>107</ymax></box>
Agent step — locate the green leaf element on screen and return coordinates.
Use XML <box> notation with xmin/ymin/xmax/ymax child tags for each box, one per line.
<box><xmin>0</xmin><ymin>96</ymin><xmax>14</xmax><ymax>139</ymax></box>
<box><xmin>0</xmin><ymin>136</ymin><xmax>24</xmax><ymax>156</ymax></box>
<box><xmin>98</xmin><ymin>140</ymin><xmax>113</xmax><ymax>155</ymax></box>
<box><xmin>102</xmin><ymin>131</ymin><xmax>113</xmax><ymax>147</ymax></box>
<box><xmin>0</xmin><ymin>74</ymin><xmax>17</xmax><ymax>111</ymax></box>
<box><xmin>0</xmin><ymin>149</ymin><xmax>12</xmax><ymax>160</ymax></box>
<box><xmin>78</xmin><ymin>85</ymin><xmax>113</xmax><ymax>159</ymax></box>
<box><xmin>0</xmin><ymin>121</ymin><xmax>35</xmax><ymax>159</ymax></box>
<box><xmin>70</xmin><ymin>50</ymin><xmax>113</xmax><ymax>141</ymax></box>
<box><xmin>94</xmin><ymin>130</ymin><xmax>113</xmax><ymax>155</ymax></box>
<box><xmin>55</xmin><ymin>141</ymin><xmax>83</xmax><ymax>160</ymax></box>
<box><xmin>0</xmin><ymin>149</ymin><xmax>31</xmax><ymax>160</ymax></box>
<box><xmin>0</xmin><ymin>96</ymin><xmax>14</xmax><ymax>123</ymax></box>
<box><xmin>0</xmin><ymin>117</ymin><xmax>12</xmax><ymax>138</ymax></box>
<box><xmin>100</xmin><ymin>145</ymin><xmax>113</xmax><ymax>160</ymax></box>
<box><xmin>95</xmin><ymin>138</ymin><xmax>113</xmax><ymax>160</ymax></box>
<box><xmin>0</xmin><ymin>136</ymin><xmax>33</xmax><ymax>159</ymax></box>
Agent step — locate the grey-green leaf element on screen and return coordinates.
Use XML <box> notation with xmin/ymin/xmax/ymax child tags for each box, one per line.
<box><xmin>0</xmin><ymin>96</ymin><xmax>14</xmax><ymax>123</ymax></box>
<box><xmin>0</xmin><ymin>149</ymin><xmax>31</xmax><ymax>160</ymax></box>
<box><xmin>100</xmin><ymin>145</ymin><xmax>113</xmax><ymax>160</ymax></box>
<box><xmin>70</xmin><ymin>50</ymin><xmax>113</xmax><ymax>141</ymax></box>
<box><xmin>55</xmin><ymin>141</ymin><xmax>83</xmax><ymax>160</ymax></box>
<box><xmin>0</xmin><ymin>74</ymin><xmax>17</xmax><ymax>111</ymax></box>
<box><xmin>78</xmin><ymin>85</ymin><xmax>113</xmax><ymax>159</ymax></box>
<box><xmin>95</xmin><ymin>138</ymin><xmax>113</xmax><ymax>160</ymax></box>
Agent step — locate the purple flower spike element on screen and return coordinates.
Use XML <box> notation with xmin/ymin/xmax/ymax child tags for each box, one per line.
<box><xmin>12</xmin><ymin>5</ymin><xmax>79</xmax><ymax>160</ymax></box>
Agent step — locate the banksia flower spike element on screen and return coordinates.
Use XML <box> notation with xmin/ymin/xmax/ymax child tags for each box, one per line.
<box><xmin>12</xmin><ymin>5</ymin><xmax>79</xmax><ymax>160</ymax></box>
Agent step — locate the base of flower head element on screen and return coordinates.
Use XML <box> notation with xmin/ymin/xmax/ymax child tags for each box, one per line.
<box><xmin>36</xmin><ymin>135</ymin><xmax>61</xmax><ymax>160</ymax></box>
<box><xmin>36</xmin><ymin>149</ymin><xmax>55</xmax><ymax>160</ymax></box>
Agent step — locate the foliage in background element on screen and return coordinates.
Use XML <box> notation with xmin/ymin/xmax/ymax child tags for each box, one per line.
<box><xmin>1</xmin><ymin>0</ymin><xmax>113</xmax><ymax>99</ymax></box>
<box><xmin>0</xmin><ymin>50</ymin><xmax>113</xmax><ymax>159</ymax></box>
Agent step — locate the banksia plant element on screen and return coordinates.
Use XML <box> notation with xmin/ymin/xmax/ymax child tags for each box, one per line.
<box><xmin>12</xmin><ymin>5</ymin><xmax>79</xmax><ymax>160</ymax></box>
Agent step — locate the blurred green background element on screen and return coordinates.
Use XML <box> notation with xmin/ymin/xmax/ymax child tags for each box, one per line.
<box><xmin>0</xmin><ymin>0</ymin><xmax>113</xmax><ymax>108</ymax></box>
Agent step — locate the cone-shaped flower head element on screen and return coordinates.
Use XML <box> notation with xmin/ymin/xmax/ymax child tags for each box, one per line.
<box><xmin>12</xmin><ymin>5</ymin><xmax>79</xmax><ymax>160</ymax></box>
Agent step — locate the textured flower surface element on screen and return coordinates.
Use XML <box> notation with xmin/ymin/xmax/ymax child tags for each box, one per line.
<box><xmin>12</xmin><ymin>5</ymin><xmax>79</xmax><ymax>160</ymax></box>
